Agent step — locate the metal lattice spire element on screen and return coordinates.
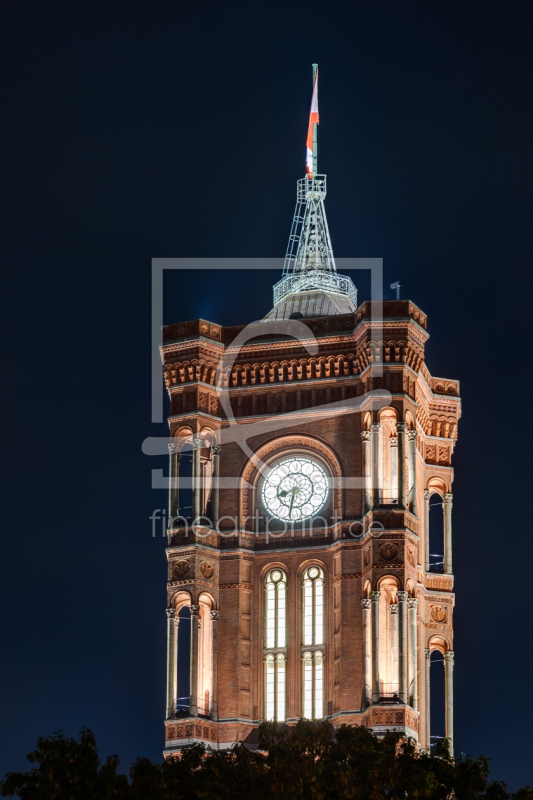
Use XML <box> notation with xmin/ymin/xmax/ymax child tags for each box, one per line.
<box><xmin>267</xmin><ymin>66</ymin><xmax>357</xmax><ymax>319</ymax></box>
<box><xmin>289</xmin><ymin>175</ymin><xmax>335</xmax><ymax>274</ymax></box>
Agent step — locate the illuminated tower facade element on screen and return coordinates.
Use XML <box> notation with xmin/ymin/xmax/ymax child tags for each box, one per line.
<box><xmin>161</xmin><ymin>68</ymin><xmax>460</xmax><ymax>757</ymax></box>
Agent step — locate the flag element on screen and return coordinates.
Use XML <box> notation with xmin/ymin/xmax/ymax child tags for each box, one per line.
<box><xmin>306</xmin><ymin>69</ymin><xmax>319</xmax><ymax>178</ymax></box>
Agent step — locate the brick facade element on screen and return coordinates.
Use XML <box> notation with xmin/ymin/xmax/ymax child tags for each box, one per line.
<box><xmin>162</xmin><ymin>299</ymin><xmax>460</xmax><ymax>755</ymax></box>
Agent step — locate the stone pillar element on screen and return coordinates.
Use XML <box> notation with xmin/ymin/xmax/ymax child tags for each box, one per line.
<box><xmin>370</xmin><ymin>591</ymin><xmax>380</xmax><ymax>703</ymax></box>
<box><xmin>210</xmin><ymin>610</ymin><xmax>219</xmax><ymax>719</ymax></box>
<box><xmin>396</xmin><ymin>422</ymin><xmax>407</xmax><ymax>509</ymax></box>
<box><xmin>168</xmin><ymin>443</ymin><xmax>181</xmax><ymax>526</ymax></box>
<box><xmin>425</xmin><ymin>648</ymin><xmax>431</xmax><ymax>751</ymax></box>
<box><xmin>408</xmin><ymin>597</ymin><xmax>418</xmax><ymax>709</ymax></box>
<box><xmin>210</xmin><ymin>445</ymin><xmax>221</xmax><ymax>528</ymax></box>
<box><xmin>370</xmin><ymin>423</ymin><xmax>380</xmax><ymax>508</ymax></box>
<box><xmin>361</xmin><ymin>431</ymin><xmax>371</xmax><ymax>514</ymax></box>
<box><xmin>390</xmin><ymin>604</ymin><xmax>399</xmax><ymax>696</ymax></box>
<box><xmin>189</xmin><ymin>604</ymin><xmax>200</xmax><ymax>716</ymax></box>
<box><xmin>445</xmin><ymin>650</ymin><xmax>454</xmax><ymax>756</ymax></box>
<box><xmin>398</xmin><ymin>590</ymin><xmax>408</xmax><ymax>703</ymax></box>
<box><xmin>407</xmin><ymin>429</ymin><xmax>418</xmax><ymax>516</ymax></box>
<box><xmin>361</xmin><ymin>598</ymin><xmax>372</xmax><ymax>708</ymax></box>
<box><xmin>192</xmin><ymin>438</ymin><xmax>203</xmax><ymax>523</ymax></box>
<box><xmin>424</xmin><ymin>490</ymin><xmax>431</xmax><ymax>571</ymax></box>
<box><xmin>166</xmin><ymin>608</ymin><xmax>177</xmax><ymax>719</ymax></box>
<box><xmin>443</xmin><ymin>493</ymin><xmax>453</xmax><ymax>574</ymax></box>
<box><xmin>390</xmin><ymin>437</ymin><xmax>398</xmax><ymax>503</ymax></box>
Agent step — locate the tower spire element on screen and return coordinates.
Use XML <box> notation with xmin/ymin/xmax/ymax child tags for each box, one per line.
<box><xmin>264</xmin><ymin>66</ymin><xmax>357</xmax><ymax>320</ymax></box>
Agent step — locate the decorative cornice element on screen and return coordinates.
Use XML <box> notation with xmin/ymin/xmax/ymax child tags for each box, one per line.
<box><xmin>334</xmin><ymin>573</ymin><xmax>362</xmax><ymax>583</ymax></box>
<box><xmin>219</xmin><ymin>583</ymin><xmax>253</xmax><ymax>590</ymax></box>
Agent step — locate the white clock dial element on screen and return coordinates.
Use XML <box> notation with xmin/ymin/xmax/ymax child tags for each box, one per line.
<box><xmin>260</xmin><ymin>457</ymin><xmax>329</xmax><ymax>522</ymax></box>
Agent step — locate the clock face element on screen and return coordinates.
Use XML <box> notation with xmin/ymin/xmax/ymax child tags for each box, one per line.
<box><xmin>260</xmin><ymin>456</ymin><xmax>329</xmax><ymax>522</ymax></box>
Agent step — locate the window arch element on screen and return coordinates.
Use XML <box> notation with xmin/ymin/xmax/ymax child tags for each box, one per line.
<box><xmin>264</xmin><ymin>569</ymin><xmax>287</xmax><ymax>721</ymax></box>
<box><xmin>377</xmin><ymin>407</ymin><xmax>399</xmax><ymax>505</ymax></box>
<box><xmin>301</xmin><ymin>565</ymin><xmax>325</xmax><ymax>719</ymax></box>
<box><xmin>302</xmin><ymin>566</ymin><xmax>324</xmax><ymax>646</ymax></box>
<box><xmin>265</xmin><ymin>569</ymin><xmax>287</xmax><ymax>649</ymax></box>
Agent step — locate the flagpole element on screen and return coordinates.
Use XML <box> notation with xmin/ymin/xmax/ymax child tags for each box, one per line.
<box><xmin>312</xmin><ymin>63</ymin><xmax>318</xmax><ymax>176</ymax></box>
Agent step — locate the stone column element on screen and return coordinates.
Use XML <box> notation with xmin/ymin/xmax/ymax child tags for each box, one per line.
<box><xmin>166</xmin><ymin>608</ymin><xmax>177</xmax><ymax>719</ymax></box>
<box><xmin>210</xmin><ymin>445</ymin><xmax>221</xmax><ymax>528</ymax></box>
<box><xmin>192</xmin><ymin>438</ymin><xmax>203</xmax><ymax>523</ymax></box>
<box><xmin>370</xmin><ymin>591</ymin><xmax>380</xmax><ymax>703</ymax></box>
<box><xmin>210</xmin><ymin>610</ymin><xmax>219</xmax><ymax>719</ymax></box>
<box><xmin>445</xmin><ymin>650</ymin><xmax>454</xmax><ymax>756</ymax></box>
<box><xmin>398</xmin><ymin>590</ymin><xmax>408</xmax><ymax>703</ymax></box>
<box><xmin>390</xmin><ymin>604</ymin><xmax>399</xmax><ymax>696</ymax></box>
<box><xmin>396</xmin><ymin>422</ymin><xmax>407</xmax><ymax>509</ymax></box>
<box><xmin>370</xmin><ymin>423</ymin><xmax>380</xmax><ymax>508</ymax></box>
<box><xmin>168</xmin><ymin>443</ymin><xmax>181</xmax><ymax>526</ymax></box>
<box><xmin>390</xmin><ymin>437</ymin><xmax>398</xmax><ymax>503</ymax></box>
<box><xmin>408</xmin><ymin>597</ymin><xmax>418</xmax><ymax>709</ymax></box>
<box><xmin>424</xmin><ymin>490</ymin><xmax>431</xmax><ymax>571</ymax></box>
<box><xmin>189</xmin><ymin>604</ymin><xmax>200</xmax><ymax>716</ymax></box>
<box><xmin>425</xmin><ymin>648</ymin><xmax>431</xmax><ymax>751</ymax></box>
<box><xmin>443</xmin><ymin>493</ymin><xmax>453</xmax><ymax>574</ymax></box>
<box><xmin>361</xmin><ymin>598</ymin><xmax>372</xmax><ymax>708</ymax></box>
<box><xmin>361</xmin><ymin>431</ymin><xmax>371</xmax><ymax>514</ymax></box>
<box><xmin>407</xmin><ymin>429</ymin><xmax>418</xmax><ymax>516</ymax></box>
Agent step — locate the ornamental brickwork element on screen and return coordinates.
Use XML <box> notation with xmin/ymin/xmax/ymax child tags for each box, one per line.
<box><xmin>161</xmin><ymin>299</ymin><xmax>460</xmax><ymax>756</ymax></box>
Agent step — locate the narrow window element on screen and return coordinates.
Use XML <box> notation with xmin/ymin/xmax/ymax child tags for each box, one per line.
<box><xmin>264</xmin><ymin>569</ymin><xmax>288</xmax><ymax>721</ymax></box>
<box><xmin>301</xmin><ymin>566</ymin><xmax>325</xmax><ymax>718</ymax></box>
<box><xmin>303</xmin><ymin>652</ymin><xmax>313</xmax><ymax>719</ymax></box>
<box><xmin>302</xmin><ymin>651</ymin><xmax>324</xmax><ymax>719</ymax></box>
<box><xmin>277</xmin><ymin>654</ymin><xmax>286</xmax><ymax>722</ymax></box>
<box><xmin>265</xmin><ymin>655</ymin><xmax>275</xmax><ymax>720</ymax></box>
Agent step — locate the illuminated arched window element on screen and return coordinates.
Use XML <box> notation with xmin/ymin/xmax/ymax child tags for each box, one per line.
<box><xmin>264</xmin><ymin>569</ymin><xmax>287</xmax><ymax>721</ymax></box>
<box><xmin>303</xmin><ymin>566</ymin><xmax>324</xmax><ymax>645</ymax></box>
<box><xmin>302</xmin><ymin>566</ymin><xmax>325</xmax><ymax>719</ymax></box>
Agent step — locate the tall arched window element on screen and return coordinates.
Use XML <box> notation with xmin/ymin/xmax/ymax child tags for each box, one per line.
<box><xmin>264</xmin><ymin>569</ymin><xmax>287</xmax><ymax>721</ymax></box>
<box><xmin>377</xmin><ymin>408</ymin><xmax>399</xmax><ymax>505</ymax></box>
<box><xmin>302</xmin><ymin>566</ymin><xmax>325</xmax><ymax>719</ymax></box>
<box><xmin>303</xmin><ymin>566</ymin><xmax>324</xmax><ymax>646</ymax></box>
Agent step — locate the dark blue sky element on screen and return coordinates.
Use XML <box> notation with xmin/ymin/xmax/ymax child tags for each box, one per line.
<box><xmin>1</xmin><ymin>0</ymin><xmax>532</xmax><ymax>791</ymax></box>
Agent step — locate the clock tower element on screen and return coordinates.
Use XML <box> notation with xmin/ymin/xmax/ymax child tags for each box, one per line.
<box><xmin>160</xmin><ymin>69</ymin><xmax>460</xmax><ymax>757</ymax></box>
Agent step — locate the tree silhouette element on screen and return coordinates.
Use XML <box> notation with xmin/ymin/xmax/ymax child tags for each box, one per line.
<box><xmin>2</xmin><ymin>721</ymin><xmax>532</xmax><ymax>799</ymax></box>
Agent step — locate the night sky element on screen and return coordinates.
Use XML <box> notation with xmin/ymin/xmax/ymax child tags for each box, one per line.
<box><xmin>1</xmin><ymin>0</ymin><xmax>532</xmax><ymax>791</ymax></box>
